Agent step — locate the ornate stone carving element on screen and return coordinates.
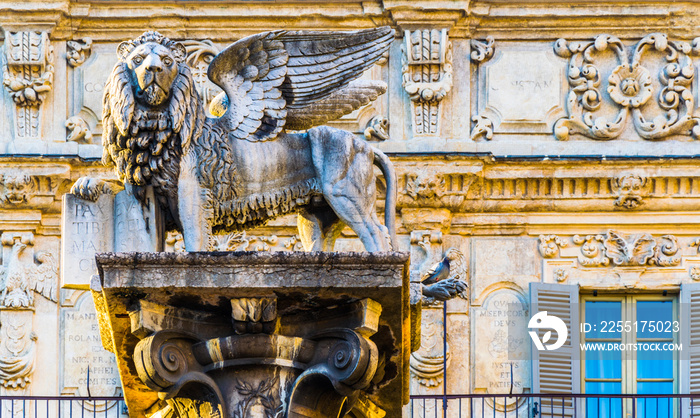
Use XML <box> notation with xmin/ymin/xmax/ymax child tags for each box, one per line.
<box><xmin>570</xmin><ymin>231</ymin><xmax>680</xmax><ymax>267</ymax></box>
<box><xmin>538</xmin><ymin>235</ymin><xmax>568</xmax><ymax>258</ymax></box>
<box><xmin>0</xmin><ymin>317</ymin><xmax>36</xmax><ymax>389</ymax></box>
<box><xmin>400</xmin><ymin>168</ymin><xmax>474</xmax><ymax>209</ymax></box>
<box><xmin>94</xmin><ymin>252</ymin><xmax>408</xmax><ymax>417</ymax></box>
<box><xmin>0</xmin><ymin>174</ymin><xmax>35</xmax><ymax>206</ymax></box>
<box><xmin>65</xmin><ymin>115</ymin><xmax>93</xmax><ymax>143</ymax></box>
<box><xmin>554</xmin><ymin>34</ymin><xmax>700</xmax><ymax>141</ymax></box>
<box><xmin>0</xmin><ymin>233</ymin><xmax>58</xmax><ymax>309</ymax></box>
<box><xmin>406</xmin><ymin>173</ymin><xmax>445</xmax><ymax>201</ymax></box>
<box><xmin>470</xmin><ymin>115</ymin><xmax>493</xmax><ymax>141</ymax></box>
<box><xmin>470</xmin><ymin>36</ymin><xmax>495</xmax><ymax>63</ymax></box>
<box><xmin>690</xmin><ymin>266</ymin><xmax>700</xmax><ymax>281</ymax></box>
<box><xmin>181</xmin><ymin>39</ymin><xmax>222</xmax><ymax>116</ymax></box>
<box><xmin>401</xmin><ymin>29</ymin><xmax>453</xmax><ymax>135</ymax></box>
<box><xmin>71</xmin><ymin>29</ymin><xmax>397</xmax><ymax>252</ymax></box>
<box><xmin>364</xmin><ymin>115</ymin><xmax>389</xmax><ymax>141</ymax></box>
<box><xmin>410</xmin><ymin>316</ymin><xmax>449</xmax><ymax>387</ymax></box>
<box><xmin>573</xmin><ymin>234</ymin><xmax>609</xmax><ymax>266</ymax></box>
<box><xmin>553</xmin><ymin>268</ymin><xmax>569</xmax><ymax>283</ymax></box>
<box><xmin>612</xmin><ymin>173</ymin><xmax>648</xmax><ymax>209</ymax></box>
<box><xmin>692</xmin><ymin>238</ymin><xmax>700</xmax><ymax>253</ymax></box>
<box><xmin>3</xmin><ymin>31</ymin><xmax>54</xmax><ymax>140</ymax></box>
<box><xmin>66</xmin><ymin>37</ymin><xmax>92</xmax><ymax>67</ymax></box>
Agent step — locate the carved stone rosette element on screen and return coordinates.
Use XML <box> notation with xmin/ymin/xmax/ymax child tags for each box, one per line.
<box><xmin>93</xmin><ymin>252</ymin><xmax>410</xmax><ymax>418</ymax></box>
<box><xmin>3</xmin><ymin>31</ymin><xmax>54</xmax><ymax>141</ymax></box>
<box><xmin>554</xmin><ymin>33</ymin><xmax>700</xmax><ymax>141</ymax></box>
<box><xmin>401</xmin><ymin>29</ymin><xmax>453</xmax><ymax>136</ymax></box>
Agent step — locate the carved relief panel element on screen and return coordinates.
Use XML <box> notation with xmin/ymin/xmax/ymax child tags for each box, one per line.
<box><xmin>471</xmin><ymin>40</ymin><xmax>567</xmax><ymax>139</ymax></box>
<box><xmin>554</xmin><ymin>34</ymin><xmax>700</xmax><ymax>141</ymax></box>
<box><xmin>538</xmin><ymin>230</ymin><xmax>700</xmax><ymax>287</ymax></box>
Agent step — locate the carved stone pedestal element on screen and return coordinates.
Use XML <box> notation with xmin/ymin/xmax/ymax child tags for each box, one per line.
<box><xmin>92</xmin><ymin>252</ymin><xmax>409</xmax><ymax>418</ymax></box>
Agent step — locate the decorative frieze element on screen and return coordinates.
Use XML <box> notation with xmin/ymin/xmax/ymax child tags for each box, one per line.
<box><xmin>540</xmin><ymin>231</ymin><xmax>682</xmax><ymax>268</ymax></box>
<box><xmin>0</xmin><ymin>174</ymin><xmax>35</xmax><ymax>206</ymax></box>
<box><xmin>538</xmin><ymin>235</ymin><xmax>567</xmax><ymax>258</ymax></box>
<box><xmin>166</xmin><ymin>231</ymin><xmax>304</xmax><ymax>252</ymax></box>
<box><xmin>554</xmin><ymin>33</ymin><xmax>700</xmax><ymax>141</ymax></box>
<box><xmin>612</xmin><ymin>173</ymin><xmax>648</xmax><ymax>209</ymax></box>
<box><xmin>3</xmin><ymin>31</ymin><xmax>54</xmax><ymax>141</ymax></box>
<box><xmin>402</xmin><ymin>29</ymin><xmax>453</xmax><ymax>136</ymax></box>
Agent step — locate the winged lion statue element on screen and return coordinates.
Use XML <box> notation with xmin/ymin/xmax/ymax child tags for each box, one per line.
<box><xmin>72</xmin><ymin>28</ymin><xmax>397</xmax><ymax>252</ymax></box>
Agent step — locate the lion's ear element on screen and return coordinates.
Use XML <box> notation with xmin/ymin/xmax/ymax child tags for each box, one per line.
<box><xmin>171</xmin><ymin>42</ymin><xmax>186</xmax><ymax>64</ymax></box>
<box><xmin>117</xmin><ymin>41</ymin><xmax>135</xmax><ymax>61</ymax></box>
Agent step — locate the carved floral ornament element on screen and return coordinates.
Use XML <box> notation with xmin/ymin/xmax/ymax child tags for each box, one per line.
<box><xmin>539</xmin><ymin>231</ymin><xmax>682</xmax><ymax>268</ymax></box>
<box><xmin>554</xmin><ymin>34</ymin><xmax>700</xmax><ymax>141</ymax></box>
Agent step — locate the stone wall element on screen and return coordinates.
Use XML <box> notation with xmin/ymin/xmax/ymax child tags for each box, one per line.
<box><xmin>1</xmin><ymin>1</ymin><xmax>700</xmax><ymax>416</ymax></box>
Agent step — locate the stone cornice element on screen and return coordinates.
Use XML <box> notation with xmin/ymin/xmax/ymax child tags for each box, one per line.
<box><xmin>2</xmin><ymin>0</ymin><xmax>697</xmax><ymax>41</ymax></box>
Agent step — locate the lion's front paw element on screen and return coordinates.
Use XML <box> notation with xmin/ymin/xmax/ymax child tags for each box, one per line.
<box><xmin>70</xmin><ymin>177</ymin><xmax>121</xmax><ymax>202</ymax></box>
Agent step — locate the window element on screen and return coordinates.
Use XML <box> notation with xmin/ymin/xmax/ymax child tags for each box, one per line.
<box><xmin>530</xmin><ymin>283</ymin><xmax>700</xmax><ymax>418</ymax></box>
<box><xmin>581</xmin><ymin>295</ymin><xmax>677</xmax><ymax>417</ymax></box>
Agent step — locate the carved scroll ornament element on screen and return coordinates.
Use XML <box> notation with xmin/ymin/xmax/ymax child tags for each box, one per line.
<box><xmin>402</xmin><ymin>29</ymin><xmax>453</xmax><ymax>135</ymax></box>
<box><xmin>554</xmin><ymin>34</ymin><xmax>700</xmax><ymax>141</ymax></box>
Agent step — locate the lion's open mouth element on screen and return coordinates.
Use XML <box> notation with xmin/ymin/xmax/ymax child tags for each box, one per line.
<box><xmin>138</xmin><ymin>83</ymin><xmax>168</xmax><ymax>106</ymax></box>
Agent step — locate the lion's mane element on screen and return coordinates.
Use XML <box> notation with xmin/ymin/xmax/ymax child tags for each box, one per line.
<box><xmin>102</xmin><ymin>31</ymin><xmax>322</xmax><ymax>234</ymax></box>
<box><xmin>102</xmin><ymin>32</ymin><xmax>205</xmax><ymax>225</ymax></box>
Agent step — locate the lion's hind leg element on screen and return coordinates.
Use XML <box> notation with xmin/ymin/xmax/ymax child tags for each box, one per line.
<box><xmin>297</xmin><ymin>208</ymin><xmax>345</xmax><ymax>251</ymax></box>
<box><xmin>307</xmin><ymin>126</ymin><xmax>391</xmax><ymax>252</ymax></box>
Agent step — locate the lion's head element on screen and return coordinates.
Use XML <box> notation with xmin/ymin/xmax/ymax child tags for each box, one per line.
<box><xmin>117</xmin><ymin>32</ymin><xmax>186</xmax><ymax>106</ymax></box>
<box><xmin>102</xmin><ymin>31</ymin><xmax>203</xmax><ymax>220</ymax></box>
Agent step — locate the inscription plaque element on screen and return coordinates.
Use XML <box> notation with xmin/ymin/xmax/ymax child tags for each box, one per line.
<box><xmin>61</xmin><ymin>194</ymin><xmax>114</xmax><ymax>288</ymax></box>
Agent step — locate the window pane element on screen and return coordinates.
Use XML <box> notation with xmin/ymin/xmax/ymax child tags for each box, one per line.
<box><xmin>585</xmin><ymin>382</ymin><xmax>621</xmax><ymax>418</ymax></box>
<box><xmin>636</xmin><ymin>300</ymin><xmax>673</xmax><ymax>339</ymax></box>
<box><xmin>637</xmin><ymin>382</ymin><xmax>673</xmax><ymax>418</ymax></box>
<box><xmin>637</xmin><ymin>347</ymin><xmax>674</xmax><ymax>379</ymax></box>
<box><xmin>585</xmin><ymin>348</ymin><xmax>622</xmax><ymax>379</ymax></box>
<box><xmin>585</xmin><ymin>301</ymin><xmax>622</xmax><ymax>339</ymax></box>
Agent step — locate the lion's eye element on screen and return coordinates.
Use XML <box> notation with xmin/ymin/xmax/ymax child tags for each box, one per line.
<box><xmin>133</xmin><ymin>56</ymin><xmax>143</xmax><ymax>65</ymax></box>
<box><xmin>162</xmin><ymin>57</ymin><xmax>173</xmax><ymax>66</ymax></box>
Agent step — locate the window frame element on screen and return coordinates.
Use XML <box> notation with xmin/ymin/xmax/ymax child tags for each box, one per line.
<box><xmin>579</xmin><ymin>293</ymin><xmax>678</xmax><ymax>417</ymax></box>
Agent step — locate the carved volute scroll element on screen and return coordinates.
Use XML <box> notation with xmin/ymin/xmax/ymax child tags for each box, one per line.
<box><xmin>401</xmin><ymin>29</ymin><xmax>453</xmax><ymax>136</ymax></box>
<box><xmin>3</xmin><ymin>31</ymin><xmax>54</xmax><ymax>141</ymax></box>
<box><xmin>554</xmin><ymin>33</ymin><xmax>700</xmax><ymax>141</ymax></box>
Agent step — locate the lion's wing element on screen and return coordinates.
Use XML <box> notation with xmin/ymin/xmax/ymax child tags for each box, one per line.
<box><xmin>279</xmin><ymin>27</ymin><xmax>393</xmax><ymax>108</ymax></box>
<box><xmin>208</xmin><ymin>27</ymin><xmax>393</xmax><ymax>141</ymax></box>
<box><xmin>283</xmin><ymin>80</ymin><xmax>386</xmax><ymax>131</ymax></box>
<box><xmin>208</xmin><ymin>31</ymin><xmax>290</xmax><ymax>143</ymax></box>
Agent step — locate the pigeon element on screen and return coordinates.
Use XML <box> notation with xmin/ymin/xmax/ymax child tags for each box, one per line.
<box><xmin>420</xmin><ymin>248</ymin><xmax>464</xmax><ymax>285</ymax></box>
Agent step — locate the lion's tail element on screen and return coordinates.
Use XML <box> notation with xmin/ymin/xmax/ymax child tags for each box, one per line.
<box><xmin>372</xmin><ymin>147</ymin><xmax>397</xmax><ymax>250</ymax></box>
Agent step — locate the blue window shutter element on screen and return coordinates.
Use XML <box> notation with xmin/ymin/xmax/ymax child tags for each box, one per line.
<box><xmin>530</xmin><ymin>282</ymin><xmax>581</xmax><ymax>417</ymax></box>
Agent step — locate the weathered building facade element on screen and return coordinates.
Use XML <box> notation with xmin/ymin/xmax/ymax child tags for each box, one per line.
<box><xmin>1</xmin><ymin>0</ymin><xmax>700</xmax><ymax>416</ymax></box>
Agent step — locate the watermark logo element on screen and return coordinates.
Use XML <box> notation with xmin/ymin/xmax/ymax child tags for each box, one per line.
<box><xmin>528</xmin><ymin>311</ymin><xmax>568</xmax><ymax>351</ymax></box>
